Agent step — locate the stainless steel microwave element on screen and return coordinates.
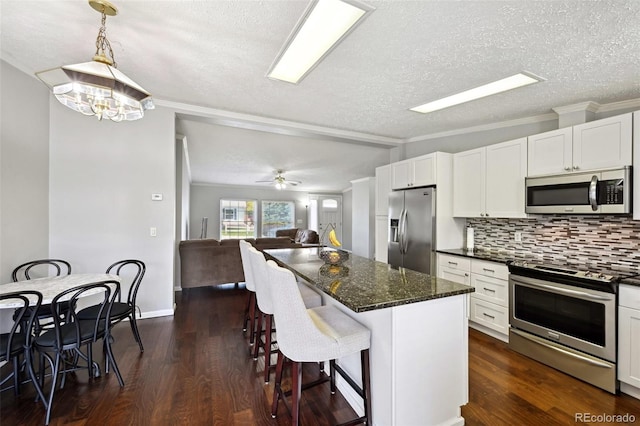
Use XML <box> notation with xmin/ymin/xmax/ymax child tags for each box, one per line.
<box><xmin>525</xmin><ymin>166</ymin><xmax>632</xmax><ymax>214</ymax></box>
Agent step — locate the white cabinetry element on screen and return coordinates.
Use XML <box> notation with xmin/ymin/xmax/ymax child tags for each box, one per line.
<box><xmin>374</xmin><ymin>216</ymin><xmax>388</xmax><ymax>263</ymax></box>
<box><xmin>437</xmin><ymin>254</ymin><xmax>508</xmax><ymax>342</ymax></box>
<box><xmin>618</xmin><ymin>284</ymin><xmax>640</xmax><ymax>394</ymax></box>
<box><xmin>528</xmin><ymin>113</ymin><xmax>632</xmax><ymax>176</ymax></box>
<box><xmin>453</xmin><ymin>137</ymin><xmax>527</xmax><ymax>218</ymax></box>
<box><xmin>527</xmin><ymin>127</ymin><xmax>572</xmax><ymax>176</ymax></box>
<box><xmin>375</xmin><ymin>165</ymin><xmax>391</xmax><ymax>216</ymax></box>
<box><xmin>391</xmin><ymin>154</ymin><xmax>435</xmax><ymax>189</ymax></box>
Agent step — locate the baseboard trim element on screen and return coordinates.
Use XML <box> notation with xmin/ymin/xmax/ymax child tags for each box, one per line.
<box><xmin>139</xmin><ymin>308</ymin><xmax>174</xmax><ymax>319</ymax></box>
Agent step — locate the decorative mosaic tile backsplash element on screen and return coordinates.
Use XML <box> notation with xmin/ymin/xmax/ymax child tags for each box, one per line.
<box><xmin>466</xmin><ymin>216</ymin><xmax>640</xmax><ymax>273</ymax></box>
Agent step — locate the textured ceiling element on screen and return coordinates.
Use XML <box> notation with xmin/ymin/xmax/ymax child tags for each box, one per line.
<box><xmin>2</xmin><ymin>1</ymin><xmax>640</xmax><ymax>191</ymax></box>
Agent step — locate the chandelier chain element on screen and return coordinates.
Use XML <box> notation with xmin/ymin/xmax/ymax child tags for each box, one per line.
<box><xmin>95</xmin><ymin>11</ymin><xmax>117</xmax><ymax>68</ymax></box>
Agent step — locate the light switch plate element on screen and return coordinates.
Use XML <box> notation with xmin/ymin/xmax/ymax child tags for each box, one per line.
<box><xmin>151</xmin><ymin>193</ymin><xmax>163</xmax><ymax>201</ymax></box>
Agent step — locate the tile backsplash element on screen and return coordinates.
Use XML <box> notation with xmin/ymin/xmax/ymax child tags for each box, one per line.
<box><xmin>467</xmin><ymin>215</ymin><xmax>640</xmax><ymax>273</ymax></box>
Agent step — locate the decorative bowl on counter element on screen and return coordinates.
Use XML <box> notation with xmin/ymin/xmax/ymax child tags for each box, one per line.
<box><xmin>319</xmin><ymin>248</ymin><xmax>349</xmax><ymax>265</ymax></box>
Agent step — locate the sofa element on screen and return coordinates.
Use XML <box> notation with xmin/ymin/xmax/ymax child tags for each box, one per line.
<box><xmin>275</xmin><ymin>228</ymin><xmax>320</xmax><ymax>244</ymax></box>
<box><xmin>178</xmin><ymin>237</ymin><xmax>302</xmax><ymax>289</ymax></box>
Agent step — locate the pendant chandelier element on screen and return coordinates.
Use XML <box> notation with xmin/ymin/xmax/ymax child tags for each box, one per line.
<box><xmin>36</xmin><ymin>0</ymin><xmax>153</xmax><ymax>122</ymax></box>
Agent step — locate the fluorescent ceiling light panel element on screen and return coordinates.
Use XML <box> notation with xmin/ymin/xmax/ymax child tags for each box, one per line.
<box><xmin>268</xmin><ymin>0</ymin><xmax>373</xmax><ymax>84</ymax></box>
<box><xmin>410</xmin><ymin>72</ymin><xmax>544</xmax><ymax>114</ymax></box>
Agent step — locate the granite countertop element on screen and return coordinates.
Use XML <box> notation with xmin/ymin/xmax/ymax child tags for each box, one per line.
<box><xmin>264</xmin><ymin>247</ymin><xmax>474</xmax><ymax>313</ymax></box>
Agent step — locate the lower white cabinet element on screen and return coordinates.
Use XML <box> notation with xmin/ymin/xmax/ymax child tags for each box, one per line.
<box><xmin>618</xmin><ymin>284</ymin><xmax>640</xmax><ymax>390</ymax></box>
<box><xmin>437</xmin><ymin>254</ymin><xmax>509</xmax><ymax>340</ymax></box>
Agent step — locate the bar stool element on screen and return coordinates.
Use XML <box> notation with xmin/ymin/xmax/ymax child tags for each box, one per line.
<box><xmin>246</xmin><ymin>247</ymin><xmax>322</xmax><ymax>384</ymax></box>
<box><xmin>266</xmin><ymin>260</ymin><xmax>372</xmax><ymax>426</ymax></box>
<box><xmin>239</xmin><ymin>241</ymin><xmax>258</xmax><ymax>346</ymax></box>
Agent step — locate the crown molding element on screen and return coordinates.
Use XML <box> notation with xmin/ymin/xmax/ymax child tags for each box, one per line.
<box><xmin>157</xmin><ymin>99</ymin><xmax>402</xmax><ymax>148</ymax></box>
<box><xmin>405</xmin><ymin>112</ymin><xmax>558</xmax><ymax>143</ymax></box>
<box><xmin>552</xmin><ymin>101</ymin><xmax>600</xmax><ymax>115</ymax></box>
<box><xmin>596</xmin><ymin>97</ymin><xmax>640</xmax><ymax>113</ymax></box>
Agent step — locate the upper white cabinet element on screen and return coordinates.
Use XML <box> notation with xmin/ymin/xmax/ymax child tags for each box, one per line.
<box><xmin>528</xmin><ymin>113</ymin><xmax>632</xmax><ymax>177</ymax></box>
<box><xmin>391</xmin><ymin>153</ymin><xmax>435</xmax><ymax>189</ymax></box>
<box><xmin>375</xmin><ymin>165</ymin><xmax>391</xmax><ymax>216</ymax></box>
<box><xmin>453</xmin><ymin>138</ymin><xmax>527</xmax><ymax>218</ymax></box>
<box><xmin>527</xmin><ymin>127</ymin><xmax>572</xmax><ymax>176</ymax></box>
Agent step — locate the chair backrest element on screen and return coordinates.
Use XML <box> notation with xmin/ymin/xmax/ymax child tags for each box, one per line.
<box><xmin>11</xmin><ymin>259</ymin><xmax>71</xmax><ymax>282</ymax></box>
<box><xmin>246</xmin><ymin>246</ymin><xmax>273</xmax><ymax>314</ymax></box>
<box><xmin>238</xmin><ymin>240</ymin><xmax>255</xmax><ymax>292</ymax></box>
<box><xmin>0</xmin><ymin>290</ymin><xmax>42</xmax><ymax>360</ymax></box>
<box><xmin>266</xmin><ymin>261</ymin><xmax>336</xmax><ymax>361</ymax></box>
<box><xmin>49</xmin><ymin>281</ymin><xmax>119</xmax><ymax>350</ymax></box>
<box><xmin>106</xmin><ymin>260</ymin><xmax>145</xmax><ymax>306</ymax></box>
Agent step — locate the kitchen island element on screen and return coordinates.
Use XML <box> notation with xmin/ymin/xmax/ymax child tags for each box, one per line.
<box><xmin>264</xmin><ymin>247</ymin><xmax>475</xmax><ymax>426</ymax></box>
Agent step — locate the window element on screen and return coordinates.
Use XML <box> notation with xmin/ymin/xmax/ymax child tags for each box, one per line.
<box><xmin>220</xmin><ymin>199</ymin><xmax>256</xmax><ymax>239</ymax></box>
<box><xmin>261</xmin><ymin>201</ymin><xmax>295</xmax><ymax>237</ymax></box>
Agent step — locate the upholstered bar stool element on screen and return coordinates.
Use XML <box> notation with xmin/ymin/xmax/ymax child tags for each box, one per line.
<box><xmin>246</xmin><ymin>247</ymin><xmax>322</xmax><ymax>384</ymax></box>
<box><xmin>239</xmin><ymin>241</ymin><xmax>258</xmax><ymax>346</ymax></box>
<box><xmin>266</xmin><ymin>260</ymin><xmax>372</xmax><ymax>426</ymax></box>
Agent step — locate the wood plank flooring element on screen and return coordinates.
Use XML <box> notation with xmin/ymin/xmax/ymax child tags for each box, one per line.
<box><xmin>1</xmin><ymin>284</ymin><xmax>639</xmax><ymax>425</ymax></box>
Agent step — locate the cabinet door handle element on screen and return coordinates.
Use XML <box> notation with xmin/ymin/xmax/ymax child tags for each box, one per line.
<box><xmin>483</xmin><ymin>268</ymin><xmax>495</xmax><ymax>273</ymax></box>
<box><xmin>573</xmin><ymin>165</ymin><xmax>579</xmax><ymax>170</ymax></box>
<box><xmin>464</xmin><ymin>273</ymin><xmax>469</xmax><ymax>277</ymax></box>
<box><xmin>564</xmin><ymin>166</ymin><xmax>571</xmax><ymax>171</ymax></box>
<box><xmin>483</xmin><ymin>313</ymin><xmax>495</xmax><ymax>319</ymax></box>
<box><xmin>483</xmin><ymin>287</ymin><xmax>496</xmax><ymax>293</ymax></box>
<box><xmin>448</xmin><ymin>261</ymin><xmax>458</xmax><ymax>265</ymax></box>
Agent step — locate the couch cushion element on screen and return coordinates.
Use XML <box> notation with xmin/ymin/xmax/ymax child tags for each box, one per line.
<box><xmin>296</xmin><ymin>229</ymin><xmax>319</xmax><ymax>244</ymax></box>
<box><xmin>275</xmin><ymin>228</ymin><xmax>298</xmax><ymax>240</ymax></box>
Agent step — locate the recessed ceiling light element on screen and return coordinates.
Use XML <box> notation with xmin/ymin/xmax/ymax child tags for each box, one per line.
<box><xmin>410</xmin><ymin>72</ymin><xmax>545</xmax><ymax>114</ymax></box>
<box><xmin>267</xmin><ymin>0</ymin><xmax>374</xmax><ymax>84</ymax></box>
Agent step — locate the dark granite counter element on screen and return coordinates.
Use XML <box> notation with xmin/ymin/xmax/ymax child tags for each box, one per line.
<box><xmin>620</xmin><ymin>276</ymin><xmax>640</xmax><ymax>288</ymax></box>
<box><xmin>436</xmin><ymin>248</ymin><xmax>531</xmax><ymax>264</ymax></box>
<box><xmin>264</xmin><ymin>247</ymin><xmax>474</xmax><ymax>313</ymax></box>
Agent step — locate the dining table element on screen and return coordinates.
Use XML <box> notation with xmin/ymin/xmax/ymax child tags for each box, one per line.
<box><xmin>0</xmin><ymin>273</ymin><xmax>120</xmax><ymax>308</ymax></box>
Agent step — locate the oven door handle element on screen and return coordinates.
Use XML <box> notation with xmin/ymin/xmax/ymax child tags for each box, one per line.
<box><xmin>510</xmin><ymin>329</ymin><xmax>612</xmax><ymax>369</ymax></box>
<box><xmin>589</xmin><ymin>175</ymin><xmax>599</xmax><ymax>211</ymax></box>
<box><xmin>512</xmin><ymin>277</ymin><xmax>613</xmax><ymax>301</ymax></box>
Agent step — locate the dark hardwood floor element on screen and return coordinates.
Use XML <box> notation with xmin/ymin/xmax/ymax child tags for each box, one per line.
<box><xmin>2</xmin><ymin>285</ymin><xmax>639</xmax><ymax>425</ymax></box>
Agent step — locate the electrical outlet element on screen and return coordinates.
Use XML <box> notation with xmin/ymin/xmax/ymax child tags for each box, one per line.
<box><xmin>514</xmin><ymin>231</ymin><xmax>522</xmax><ymax>242</ymax></box>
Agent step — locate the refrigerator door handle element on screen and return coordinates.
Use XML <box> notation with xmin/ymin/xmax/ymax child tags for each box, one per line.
<box><xmin>397</xmin><ymin>209</ymin><xmax>405</xmax><ymax>254</ymax></box>
<box><xmin>401</xmin><ymin>209</ymin><xmax>409</xmax><ymax>254</ymax></box>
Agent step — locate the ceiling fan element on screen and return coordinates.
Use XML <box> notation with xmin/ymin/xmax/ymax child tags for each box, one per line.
<box><xmin>256</xmin><ymin>170</ymin><xmax>302</xmax><ymax>190</ymax></box>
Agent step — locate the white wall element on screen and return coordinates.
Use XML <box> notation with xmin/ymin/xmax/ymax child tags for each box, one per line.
<box><xmin>0</xmin><ymin>60</ymin><xmax>50</xmax><ymax>282</ymax></box>
<box><xmin>189</xmin><ymin>184</ymin><xmax>314</xmax><ymax>240</ymax></box>
<box><xmin>48</xmin><ymin>101</ymin><xmax>176</xmax><ymax>318</ymax></box>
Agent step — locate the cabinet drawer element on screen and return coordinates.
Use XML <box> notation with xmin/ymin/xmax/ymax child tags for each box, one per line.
<box><xmin>471</xmin><ymin>259</ymin><xmax>508</xmax><ymax>280</ymax></box>
<box><xmin>471</xmin><ymin>274</ymin><xmax>508</xmax><ymax>306</ymax></box>
<box><xmin>439</xmin><ymin>266</ymin><xmax>470</xmax><ymax>286</ymax></box>
<box><xmin>438</xmin><ymin>254</ymin><xmax>471</xmax><ymax>272</ymax></box>
<box><xmin>619</xmin><ymin>284</ymin><xmax>640</xmax><ymax>310</ymax></box>
<box><xmin>469</xmin><ymin>298</ymin><xmax>509</xmax><ymax>335</ymax></box>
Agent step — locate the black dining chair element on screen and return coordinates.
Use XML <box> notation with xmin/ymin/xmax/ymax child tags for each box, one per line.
<box><xmin>77</xmin><ymin>260</ymin><xmax>146</xmax><ymax>352</ymax></box>
<box><xmin>11</xmin><ymin>259</ymin><xmax>72</xmax><ymax>335</ymax></box>
<box><xmin>33</xmin><ymin>280</ymin><xmax>124</xmax><ymax>425</ymax></box>
<box><xmin>0</xmin><ymin>290</ymin><xmax>46</xmax><ymax>403</ymax></box>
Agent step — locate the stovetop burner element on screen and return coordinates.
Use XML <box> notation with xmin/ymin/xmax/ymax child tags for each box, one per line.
<box><xmin>507</xmin><ymin>259</ymin><xmax>638</xmax><ymax>292</ymax></box>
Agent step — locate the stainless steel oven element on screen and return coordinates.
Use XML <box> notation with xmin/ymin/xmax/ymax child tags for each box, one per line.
<box><xmin>508</xmin><ymin>261</ymin><xmax>619</xmax><ymax>393</ymax></box>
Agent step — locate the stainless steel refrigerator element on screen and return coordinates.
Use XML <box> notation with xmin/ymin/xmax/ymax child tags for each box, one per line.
<box><xmin>388</xmin><ymin>187</ymin><xmax>436</xmax><ymax>274</ymax></box>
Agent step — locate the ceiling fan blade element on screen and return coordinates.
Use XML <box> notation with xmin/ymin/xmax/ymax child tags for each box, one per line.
<box><xmin>255</xmin><ymin>180</ymin><xmax>275</xmax><ymax>183</ymax></box>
